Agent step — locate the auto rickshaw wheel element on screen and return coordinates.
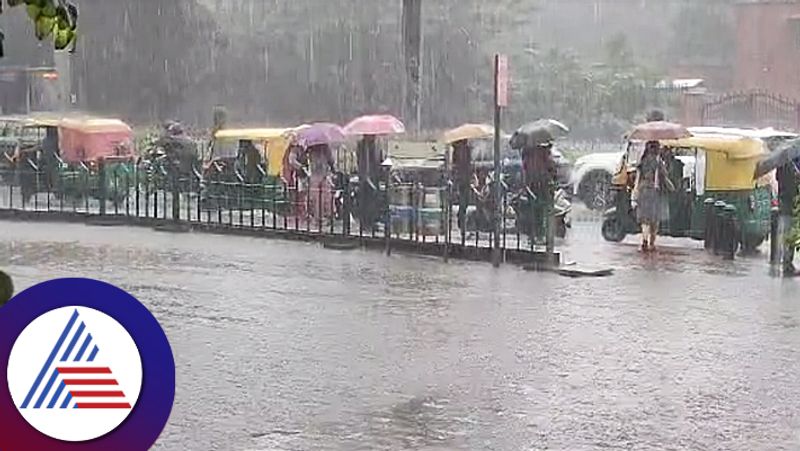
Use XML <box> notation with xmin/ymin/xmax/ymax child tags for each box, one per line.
<box><xmin>601</xmin><ymin>216</ymin><xmax>626</xmax><ymax>242</ymax></box>
<box><xmin>740</xmin><ymin>235</ymin><xmax>764</xmax><ymax>255</ymax></box>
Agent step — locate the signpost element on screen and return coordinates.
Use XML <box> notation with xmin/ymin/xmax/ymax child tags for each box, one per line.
<box><xmin>492</xmin><ymin>54</ymin><xmax>508</xmax><ymax>268</ymax></box>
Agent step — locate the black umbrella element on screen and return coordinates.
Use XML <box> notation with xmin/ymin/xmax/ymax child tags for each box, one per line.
<box><xmin>755</xmin><ymin>138</ymin><xmax>800</xmax><ymax>178</ymax></box>
<box><xmin>509</xmin><ymin>119</ymin><xmax>569</xmax><ymax>150</ymax></box>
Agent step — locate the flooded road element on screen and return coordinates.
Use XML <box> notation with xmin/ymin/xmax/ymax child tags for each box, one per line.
<box><xmin>1</xmin><ymin>219</ymin><xmax>798</xmax><ymax>450</ymax></box>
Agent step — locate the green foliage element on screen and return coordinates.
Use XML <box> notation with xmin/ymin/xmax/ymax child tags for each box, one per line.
<box><xmin>790</xmin><ymin>187</ymin><xmax>800</xmax><ymax>250</ymax></box>
<box><xmin>511</xmin><ymin>35</ymin><xmax>668</xmax><ymax>140</ymax></box>
<box><xmin>0</xmin><ymin>270</ymin><xmax>12</xmax><ymax>306</ymax></box>
<box><xmin>0</xmin><ymin>0</ymin><xmax>77</xmax><ymax>57</ymax></box>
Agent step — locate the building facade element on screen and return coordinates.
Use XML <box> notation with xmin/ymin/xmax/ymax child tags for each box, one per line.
<box><xmin>735</xmin><ymin>0</ymin><xmax>800</xmax><ymax>100</ymax></box>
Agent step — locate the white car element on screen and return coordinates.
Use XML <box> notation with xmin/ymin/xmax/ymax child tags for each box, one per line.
<box><xmin>569</xmin><ymin>151</ymin><xmax>624</xmax><ymax>210</ymax></box>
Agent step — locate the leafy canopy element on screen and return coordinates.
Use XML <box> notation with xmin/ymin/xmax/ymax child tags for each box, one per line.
<box><xmin>0</xmin><ymin>0</ymin><xmax>78</xmax><ymax>57</ymax></box>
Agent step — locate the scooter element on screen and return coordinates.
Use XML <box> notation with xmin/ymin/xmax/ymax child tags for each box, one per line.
<box><xmin>511</xmin><ymin>187</ymin><xmax>572</xmax><ymax>239</ymax></box>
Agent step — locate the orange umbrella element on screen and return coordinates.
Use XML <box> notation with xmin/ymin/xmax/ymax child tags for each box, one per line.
<box><xmin>442</xmin><ymin>123</ymin><xmax>494</xmax><ymax>144</ymax></box>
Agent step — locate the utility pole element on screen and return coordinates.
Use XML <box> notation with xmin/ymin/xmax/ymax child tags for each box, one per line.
<box><xmin>402</xmin><ymin>0</ymin><xmax>422</xmax><ymax>135</ymax></box>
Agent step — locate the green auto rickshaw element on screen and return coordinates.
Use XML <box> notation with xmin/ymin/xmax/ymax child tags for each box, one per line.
<box><xmin>602</xmin><ymin>133</ymin><xmax>774</xmax><ymax>252</ymax></box>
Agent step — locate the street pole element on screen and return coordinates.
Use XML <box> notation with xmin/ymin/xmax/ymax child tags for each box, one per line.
<box><xmin>492</xmin><ymin>55</ymin><xmax>507</xmax><ymax>268</ymax></box>
<box><xmin>402</xmin><ymin>0</ymin><xmax>422</xmax><ymax>136</ymax></box>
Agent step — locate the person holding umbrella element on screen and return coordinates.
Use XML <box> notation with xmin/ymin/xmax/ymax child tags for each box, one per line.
<box><xmin>307</xmin><ymin>143</ymin><xmax>336</xmax><ymax>223</ymax></box>
<box><xmin>776</xmin><ymin>159</ymin><xmax>798</xmax><ymax>274</ymax></box>
<box><xmin>355</xmin><ymin>135</ymin><xmax>382</xmax><ymax>227</ymax></box>
<box><xmin>442</xmin><ymin>124</ymin><xmax>494</xmax><ymax>237</ymax></box>
<box><xmin>292</xmin><ymin>124</ymin><xmax>345</xmax><ymax>225</ymax></box>
<box><xmin>756</xmin><ymin>138</ymin><xmax>800</xmax><ymax>275</ymax></box>
<box><xmin>626</xmin><ymin>119</ymin><xmax>691</xmax><ymax>252</ymax></box>
<box><xmin>632</xmin><ymin>141</ymin><xmax>673</xmax><ymax>252</ymax></box>
<box><xmin>282</xmin><ymin>143</ymin><xmax>309</xmax><ymax>219</ymax></box>
<box><xmin>510</xmin><ymin>120</ymin><xmax>569</xmax><ymax>247</ymax></box>
<box><xmin>344</xmin><ymin>115</ymin><xmax>406</xmax><ymax>229</ymax></box>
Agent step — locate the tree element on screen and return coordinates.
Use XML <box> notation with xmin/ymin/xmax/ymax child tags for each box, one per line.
<box><xmin>0</xmin><ymin>0</ymin><xmax>78</xmax><ymax>57</ymax></box>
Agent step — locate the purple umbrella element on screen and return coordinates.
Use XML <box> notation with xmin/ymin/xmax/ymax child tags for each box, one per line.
<box><xmin>291</xmin><ymin>123</ymin><xmax>346</xmax><ymax>147</ymax></box>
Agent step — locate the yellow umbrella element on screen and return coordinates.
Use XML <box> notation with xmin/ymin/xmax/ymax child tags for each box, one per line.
<box><xmin>443</xmin><ymin>123</ymin><xmax>495</xmax><ymax>144</ymax></box>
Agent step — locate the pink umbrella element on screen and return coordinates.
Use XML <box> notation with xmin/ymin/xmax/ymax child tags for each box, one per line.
<box><xmin>291</xmin><ymin>123</ymin><xmax>346</xmax><ymax>147</ymax></box>
<box><xmin>343</xmin><ymin>115</ymin><xmax>406</xmax><ymax>136</ymax></box>
<box><xmin>627</xmin><ymin>121</ymin><xmax>691</xmax><ymax>141</ymax></box>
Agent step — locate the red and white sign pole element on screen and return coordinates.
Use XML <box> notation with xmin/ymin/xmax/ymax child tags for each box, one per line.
<box><xmin>492</xmin><ymin>54</ymin><xmax>508</xmax><ymax>267</ymax></box>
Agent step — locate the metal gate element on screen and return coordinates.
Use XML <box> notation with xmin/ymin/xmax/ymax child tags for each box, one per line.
<box><xmin>702</xmin><ymin>90</ymin><xmax>800</xmax><ymax>131</ymax></box>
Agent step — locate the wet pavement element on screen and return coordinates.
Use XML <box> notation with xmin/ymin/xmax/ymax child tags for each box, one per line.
<box><xmin>0</xmin><ymin>219</ymin><xmax>798</xmax><ymax>450</ymax></box>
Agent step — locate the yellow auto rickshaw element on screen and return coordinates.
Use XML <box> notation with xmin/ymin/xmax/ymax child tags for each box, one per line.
<box><xmin>201</xmin><ymin>128</ymin><xmax>292</xmax><ymax>210</ymax></box>
<box><xmin>602</xmin><ymin>133</ymin><xmax>773</xmax><ymax>251</ymax></box>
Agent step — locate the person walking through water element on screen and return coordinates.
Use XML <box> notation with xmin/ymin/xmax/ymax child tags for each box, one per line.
<box><xmin>632</xmin><ymin>140</ymin><xmax>673</xmax><ymax>252</ymax></box>
<box><xmin>451</xmin><ymin>139</ymin><xmax>473</xmax><ymax>237</ymax></box>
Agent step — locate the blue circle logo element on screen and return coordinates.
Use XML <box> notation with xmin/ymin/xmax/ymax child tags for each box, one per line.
<box><xmin>0</xmin><ymin>278</ymin><xmax>175</xmax><ymax>450</ymax></box>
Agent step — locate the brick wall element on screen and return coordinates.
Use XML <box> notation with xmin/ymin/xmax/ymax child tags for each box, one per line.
<box><xmin>735</xmin><ymin>1</ymin><xmax>800</xmax><ymax>100</ymax></box>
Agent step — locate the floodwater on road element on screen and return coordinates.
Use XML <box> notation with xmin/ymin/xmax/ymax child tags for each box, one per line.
<box><xmin>0</xmin><ymin>219</ymin><xmax>798</xmax><ymax>451</ymax></box>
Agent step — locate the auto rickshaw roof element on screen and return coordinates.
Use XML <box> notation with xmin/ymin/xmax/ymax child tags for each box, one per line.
<box><xmin>661</xmin><ymin>134</ymin><xmax>766</xmax><ymax>160</ymax></box>
<box><xmin>0</xmin><ymin>115</ymin><xmax>31</xmax><ymax>123</ymax></box>
<box><xmin>58</xmin><ymin>118</ymin><xmax>132</xmax><ymax>134</ymax></box>
<box><xmin>19</xmin><ymin>116</ymin><xmax>61</xmax><ymax>127</ymax></box>
<box><xmin>688</xmin><ymin>126</ymin><xmax>798</xmax><ymax>140</ymax></box>
<box><xmin>214</xmin><ymin>128</ymin><xmax>292</xmax><ymax>141</ymax></box>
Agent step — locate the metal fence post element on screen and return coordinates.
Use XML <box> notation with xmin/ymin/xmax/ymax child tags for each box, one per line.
<box><xmin>171</xmin><ymin>172</ymin><xmax>180</xmax><ymax>222</ymax></box>
<box><xmin>385</xmin><ymin>169</ymin><xmax>392</xmax><ymax>256</ymax></box>
<box><xmin>98</xmin><ymin>159</ymin><xmax>107</xmax><ymax>216</ymax></box>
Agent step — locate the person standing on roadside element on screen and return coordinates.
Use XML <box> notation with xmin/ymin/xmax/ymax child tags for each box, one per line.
<box><xmin>777</xmin><ymin>160</ymin><xmax>799</xmax><ymax>275</ymax></box>
<box><xmin>521</xmin><ymin>138</ymin><xmax>557</xmax><ymax>245</ymax></box>
<box><xmin>451</xmin><ymin>139</ymin><xmax>473</xmax><ymax>235</ymax></box>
